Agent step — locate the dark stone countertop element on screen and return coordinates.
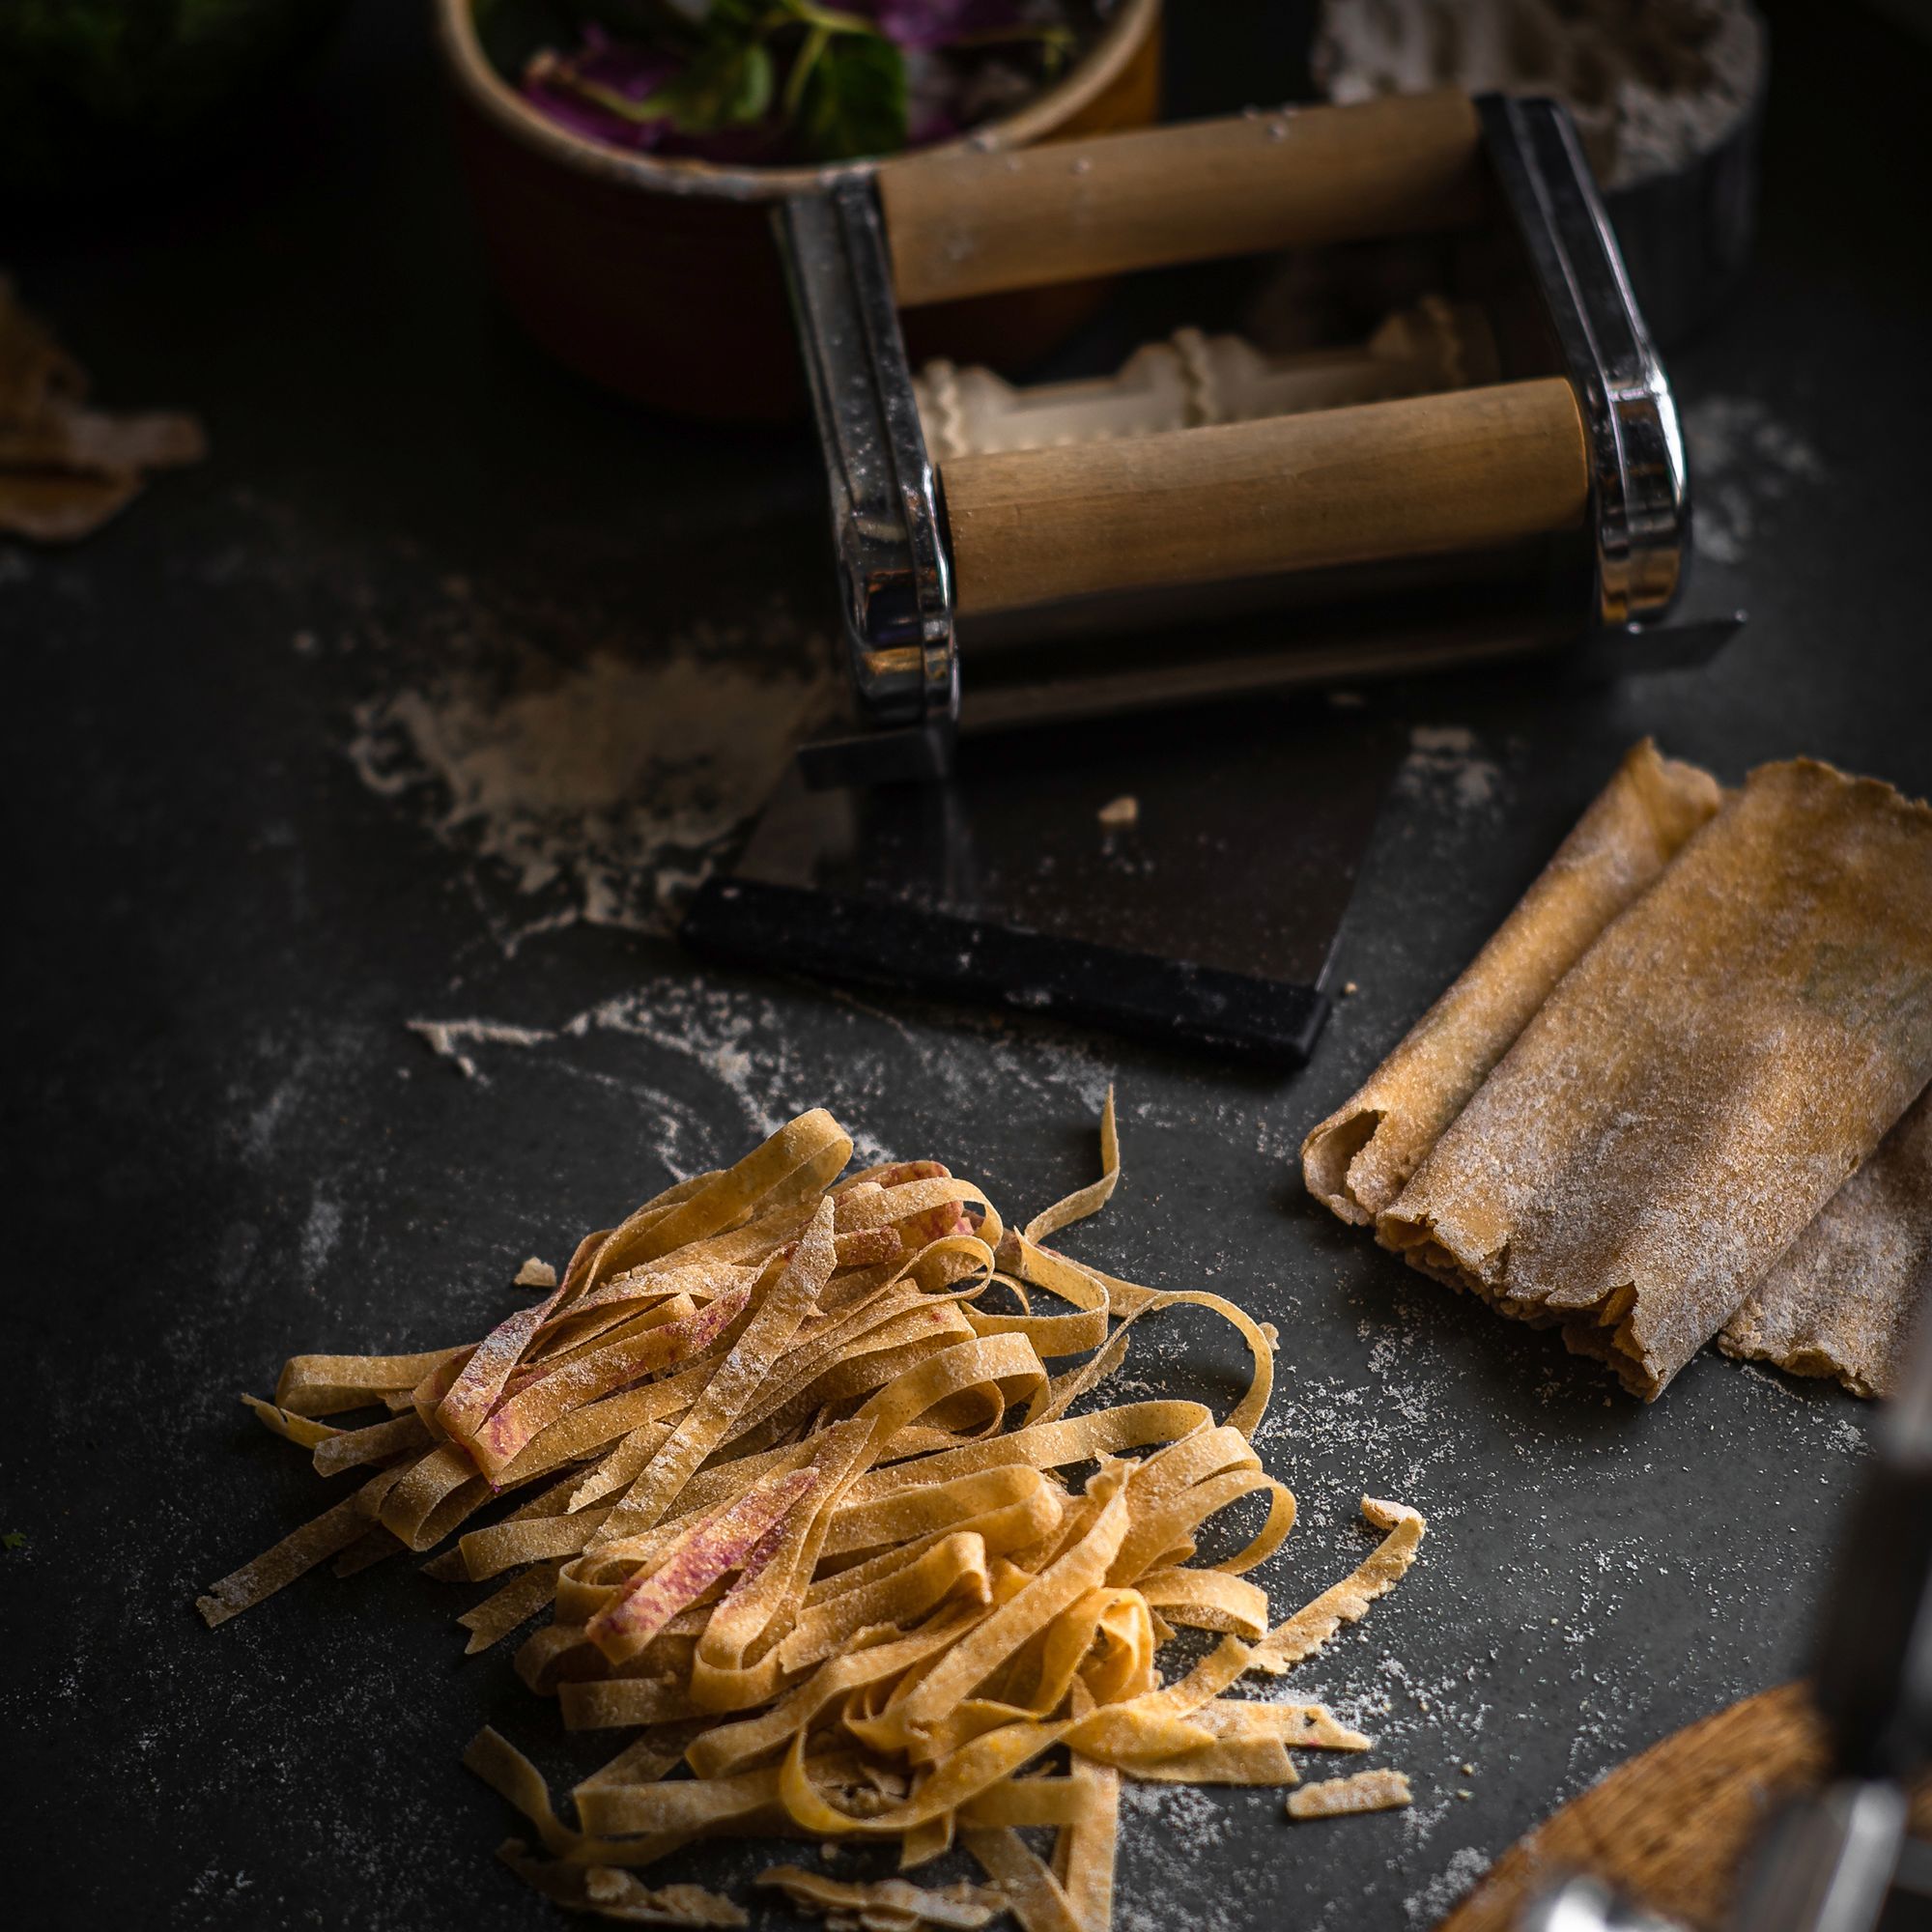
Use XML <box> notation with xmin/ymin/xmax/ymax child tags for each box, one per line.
<box><xmin>6</xmin><ymin>4</ymin><xmax>1930</xmax><ymax>1929</ymax></box>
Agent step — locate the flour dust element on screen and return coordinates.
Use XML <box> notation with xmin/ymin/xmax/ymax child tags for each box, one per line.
<box><xmin>1684</xmin><ymin>394</ymin><xmax>1826</xmax><ymax>567</ymax></box>
<box><xmin>349</xmin><ymin>636</ymin><xmax>831</xmax><ymax>942</ymax></box>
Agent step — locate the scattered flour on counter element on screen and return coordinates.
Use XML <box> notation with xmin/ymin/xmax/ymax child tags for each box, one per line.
<box><xmin>1117</xmin><ymin>1784</ymin><xmax>1240</xmax><ymax>1932</ymax></box>
<box><xmin>1405</xmin><ymin>1844</ymin><xmax>1492</xmax><ymax>1925</ymax></box>
<box><xmin>242</xmin><ymin>1066</ymin><xmax>306</xmax><ymax>1164</ymax></box>
<box><xmin>186</xmin><ymin>1868</ymin><xmax>256</xmax><ymax>1905</ymax></box>
<box><xmin>299</xmin><ymin>1194</ymin><xmax>343</xmax><ymax>1283</ymax></box>
<box><xmin>461</xmin><ymin>981</ymin><xmax>817</xmax><ymax>1161</ymax></box>
<box><xmin>563</xmin><ymin>987</ymin><xmax>784</xmax><ymax>1141</ymax></box>
<box><xmin>406</xmin><ymin>1016</ymin><xmax>554</xmax><ymax>1081</ymax></box>
<box><xmin>404</xmin><ymin>976</ymin><xmax>1118</xmax><ymax>1166</ymax></box>
<box><xmin>1399</xmin><ymin>726</ymin><xmax>1504</xmax><ymax>814</ymax></box>
<box><xmin>349</xmin><ymin>643</ymin><xmax>830</xmax><ymax>940</ymax></box>
<box><xmin>1823</xmin><ymin>1410</ymin><xmax>1867</xmax><ymax>1458</ymax></box>
<box><xmin>1119</xmin><ymin>1780</ymin><xmax>1233</xmax><ymax>1851</ymax></box>
<box><xmin>1684</xmin><ymin>394</ymin><xmax>1826</xmax><ymax>566</ymax></box>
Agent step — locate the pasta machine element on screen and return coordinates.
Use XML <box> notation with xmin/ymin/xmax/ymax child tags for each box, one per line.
<box><xmin>683</xmin><ymin>89</ymin><xmax>1740</xmax><ymax>1061</ymax></box>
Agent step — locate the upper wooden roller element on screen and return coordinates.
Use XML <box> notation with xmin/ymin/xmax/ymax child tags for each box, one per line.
<box><xmin>877</xmin><ymin>90</ymin><xmax>1485</xmax><ymax>309</ymax></box>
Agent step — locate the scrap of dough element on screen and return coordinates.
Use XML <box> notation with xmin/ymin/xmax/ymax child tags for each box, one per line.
<box><xmin>756</xmin><ymin>1866</ymin><xmax>1006</xmax><ymax>1929</ymax></box>
<box><xmin>0</xmin><ymin>279</ymin><xmax>205</xmax><ymax>544</ymax></box>
<box><xmin>1720</xmin><ymin>1084</ymin><xmax>1932</xmax><ymax>1398</ymax></box>
<box><xmin>1379</xmin><ymin>760</ymin><xmax>1932</xmax><ymax>1399</ymax></box>
<box><xmin>1288</xmin><ymin>1769</ymin><xmax>1412</xmax><ymax>1819</ymax></box>
<box><xmin>195</xmin><ymin>1492</ymin><xmax>374</xmax><ymax>1628</ymax></box>
<box><xmin>1302</xmin><ymin>740</ymin><xmax>1721</xmax><ymax>1225</ymax></box>
<box><xmin>1250</xmin><ymin>1496</ymin><xmax>1425</xmax><ymax>1675</ymax></box>
<box><xmin>514</xmin><ymin>1257</ymin><xmax>558</xmax><ymax>1290</ymax></box>
<box><xmin>497</xmin><ymin>1840</ymin><xmax>747</xmax><ymax>1924</ymax></box>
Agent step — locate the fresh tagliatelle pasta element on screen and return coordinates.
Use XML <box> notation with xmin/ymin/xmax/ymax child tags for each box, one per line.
<box><xmin>199</xmin><ymin>1098</ymin><xmax>1428</xmax><ymax>1930</ymax></box>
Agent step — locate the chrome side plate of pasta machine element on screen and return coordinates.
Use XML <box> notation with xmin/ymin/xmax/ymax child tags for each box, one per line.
<box><xmin>682</xmin><ymin>90</ymin><xmax>1742</xmax><ymax>1063</ymax></box>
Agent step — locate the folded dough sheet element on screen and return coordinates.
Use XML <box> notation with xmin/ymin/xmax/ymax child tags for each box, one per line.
<box><xmin>1719</xmin><ymin>1084</ymin><xmax>1932</xmax><ymax>1399</ymax></box>
<box><xmin>1304</xmin><ymin>746</ymin><xmax>1932</xmax><ymax>1399</ymax></box>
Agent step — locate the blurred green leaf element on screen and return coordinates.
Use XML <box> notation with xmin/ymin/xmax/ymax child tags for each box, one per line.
<box><xmin>797</xmin><ymin>28</ymin><xmax>905</xmax><ymax>160</ymax></box>
<box><xmin>639</xmin><ymin>28</ymin><xmax>774</xmax><ymax>130</ymax></box>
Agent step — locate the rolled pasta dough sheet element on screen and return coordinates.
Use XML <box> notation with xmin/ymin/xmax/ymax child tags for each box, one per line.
<box><xmin>1302</xmin><ymin>740</ymin><xmax>1721</xmax><ymax>1224</ymax></box>
<box><xmin>1720</xmin><ymin>1083</ymin><xmax>1932</xmax><ymax>1398</ymax></box>
<box><xmin>1378</xmin><ymin>759</ymin><xmax>1932</xmax><ymax>1399</ymax></box>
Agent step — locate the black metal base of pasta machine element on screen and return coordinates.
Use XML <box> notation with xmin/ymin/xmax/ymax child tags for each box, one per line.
<box><xmin>681</xmin><ymin>583</ymin><xmax>1739</xmax><ymax>1065</ymax></box>
<box><xmin>682</xmin><ymin>693</ymin><xmax>1406</xmax><ymax>1065</ymax></box>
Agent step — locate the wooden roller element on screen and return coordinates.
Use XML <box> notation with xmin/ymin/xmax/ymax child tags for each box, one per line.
<box><xmin>943</xmin><ymin>378</ymin><xmax>1589</xmax><ymax>617</ymax></box>
<box><xmin>878</xmin><ymin>90</ymin><xmax>1485</xmax><ymax>309</ymax></box>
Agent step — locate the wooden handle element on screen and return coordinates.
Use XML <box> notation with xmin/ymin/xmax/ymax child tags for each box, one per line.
<box><xmin>879</xmin><ymin>91</ymin><xmax>1483</xmax><ymax>309</ymax></box>
<box><xmin>942</xmin><ymin>378</ymin><xmax>1589</xmax><ymax>617</ymax></box>
<box><xmin>1438</xmin><ymin>1684</ymin><xmax>1932</xmax><ymax>1932</ymax></box>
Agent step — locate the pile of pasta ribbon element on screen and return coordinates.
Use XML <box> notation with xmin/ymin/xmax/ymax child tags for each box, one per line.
<box><xmin>200</xmin><ymin>1101</ymin><xmax>1426</xmax><ymax>1931</ymax></box>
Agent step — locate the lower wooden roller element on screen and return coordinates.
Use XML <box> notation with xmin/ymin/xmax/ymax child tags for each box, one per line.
<box><xmin>941</xmin><ymin>377</ymin><xmax>1590</xmax><ymax>619</ymax></box>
